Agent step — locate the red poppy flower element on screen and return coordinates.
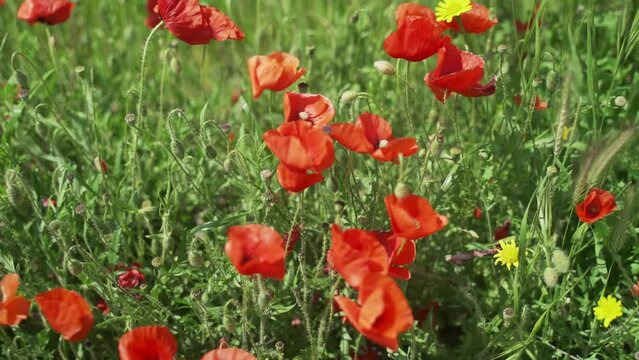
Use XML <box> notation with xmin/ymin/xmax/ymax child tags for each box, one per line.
<box><xmin>440</xmin><ymin>2</ymin><xmax>497</xmax><ymax>34</ymax></box>
<box><xmin>631</xmin><ymin>280</ymin><xmax>639</xmax><ymax>297</ymax></box>
<box><xmin>34</xmin><ymin>288</ymin><xmax>94</xmax><ymax>342</ymax></box>
<box><xmin>576</xmin><ymin>188</ymin><xmax>617</xmax><ymax>224</ymax></box>
<box><xmin>493</xmin><ymin>220</ymin><xmax>511</xmax><ymax>240</ymax></box>
<box><xmin>329</xmin><ymin>113</ymin><xmax>419</xmax><ymax>163</ymax></box>
<box><xmin>329</xmin><ymin>225</ymin><xmax>389</xmax><ymax>289</ymax></box>
<box><xmin>96</xmin><ymin>298</ymin><xmax>109</xmax><ymax>315</ymax></box>
<box><xmin>0</xmin><ymin>273</ymin><xmax>30</xmax><ymax>326</ymax></box>
<box><xmin>384</xmin><ymin>3</ymin><xmax>445</xmax><ymax>62</ymax></box>
<box><xmin>17</xmin><ymin>0</ymin><xmax>75</xmax><ymax>25</ymax></box>
<box><xmin>201</xmin><ymin>348</ymin><xmax>256</xmax><ymax>360</ymax></box>
<box><xmin>0</xmin><ymin>0</ymin><xmax>5</xmax><ymax>6</ymax></box>
<box><xmin>118</xmin><ymin>267</ymin><xmax>145</xmax><ymax>289</ymax></box>
<box><xmin>284</xmin><ymin>224</ymin><xmax>302</xmax><ymax>254</ymax></box>
<box><xmin>42</xmin><ymin>197</ymin><xmax>57</xmax><ymax>208</ymax></box>
<box><xmin>514</xmin><ymin>95</ymin><xmax>548</xmax><ymax>110</ymax></box>
<box><xmin>425</xmin><ymin>40</ymin><xmax>496</xmax><ymax>102</ymax></box>
<box><xmin>284</xmin><ymin>92</ymin><xmax>335</xmax><ymax>128</ymax></box>
<box><xmin>384</xmin><ymin>194</ymin><xmax>447</xmax><ymax>240</ymax></box>
<box><xmin>264</xmin><ymin>121</ymin><xmax>334</xmax><ymax>192</ymax></box>
<box><xmin>119</xmin><ymin>325</ymin><xmax>178</xmax><ymax>360</ymax></box>
<box><xmin>473</xmin><ymin>207</ymin><xmax>483</xmax><ymax>219</ymax></box>
<box><xmin>225</xmin><ymin>224</ymin><xmax>286</xmax><ymax>280</ymax></box>
<box><xmin>375</xmin><ymin>232</ymin><xmax>416</xmax><ymax>280</ymax></box>
<box><xmin>334</xmin><ymin>274</ymin><xmax>413</xmax><ymax>350</ymax></box>
<box><xmin>157</xmin><ymin>0</ymin><xmax>244</xmax><ymax>45</ymax></box>
<box><xmin>248</xmin><ymin>52</ymin><xmax>305</xmax><ymax>99</ymax></box>
<box><xmin>145</xmin><ymin>0</ymin><xmax>161</xmax><ymax>28</ymax></box>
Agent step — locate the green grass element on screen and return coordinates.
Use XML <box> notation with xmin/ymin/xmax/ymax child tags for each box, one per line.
<box><xmin>2</xmin><ymin>0</ymin><xmax>639</xmax><ymax>358</ymax></box>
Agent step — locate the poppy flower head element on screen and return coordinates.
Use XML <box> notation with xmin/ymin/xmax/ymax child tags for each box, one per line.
<box><xmin>384</xmin><ymin>4</ymin><xmax>445</xmax><ymax>62</ymax></box>
<box><xmin>225</xmin><ymin>224</ymin><xmax>286</xmax><ymax>280</ymax></box>
<box><xmin>493</xmin><ymin>220</ymin><xmax>512</xmax><ymax>240</ymax></box>
<box><xmin>145</xmin><ymin>0</ymin><xmax>162</xmax><ymax>28</ymax></box>
<box><xmin>18</xmin><ymin>0</ymin><xmax>75</xmax><ymax>25</ymax></box>
<box><xmin>248</xmin><ymin>52</ymin><xmax>306</xmax><ymax>99</ymax></box>
<box><xmin>334</xmin><ymin>274</ymin><xmax>414</xmax><ymax>350</ymax></box>
<box><xmin>329</xmin><ymin>224</ymin><xmax>389</xmax><ymax>289</ymax></box>
<box><xmin>96</xmin><ymin>298</ymin><xmax>109</xmax><ymax>315</ymax></box>
<box><xmin>439</xmin><ymin>2</ymin><xmax>497</xmax><ymax>34</ymax></box>
<box><xmin>118</xmin><ymin>266</ymin><xmax>145</xmax><ymax>289</ymax></box>
<box><xmin>0</xmin><ymin>273</ymin><xmax>31</xmax><ymax>326</ymax></box>
<box><xmin>425</xmin><ymin>40</ymin><xmax>496</xmax><ymax>102</ymax></box>
<box><xmin>384</xmin><ymin>194</ymin><xmax>447</xmax><ymax>240</ymax></box>
<box><xmin>330</xmin><ymin>113</ymin><xmax>419</xmax><ymax>163</ymax></box>
<box><xmin>375</xmin><ymin>232</ymin><xmax>416</xmax><ymax>280</ymax></box>
<box><xmin>201</xmin><ymin>348</ymin><xmax>257</xmax><ymax>360</ymax></box>
<box><xmin>118</xmin><ymin>325</ymin><xmax>178</xmax><ymax>360</ymax></box>
<box><xmin>576</xmin><ymin>188</ymin><xmax>617</xmax><ymax>224</ymax></box>
<box><xmin>34</xmin><ymin>288</ymin><xmax>94</xmax><ymax>342</ymax></box>
<box><xmin>284</xmin><ymin>92</ymin><xmax>336</xmax><ymax>128</ymax></box>
<box><xmin>157</xmin><ymin>0</ymin><xmax>244</xmax><ymax>45</ymax></box>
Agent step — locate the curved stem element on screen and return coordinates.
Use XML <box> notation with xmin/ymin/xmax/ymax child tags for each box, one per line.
<box><xmin>137</xmin><ymin>21</ymin><xmax>164</xmax><ymax>125</ymax></box>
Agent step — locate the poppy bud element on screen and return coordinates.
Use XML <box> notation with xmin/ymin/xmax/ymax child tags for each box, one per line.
<box><xmin>546</xmin><ymin>70</ymin><xmax>558</xmax><ymax>91</ymax></box>
<box><xmin>151</xmin><ymin>257</ymin><xmax>162</xmax><ymax>268</ymax></box>
<box><xmin>188</xmin><ymin>250</ymin><xmax>205</xmax><ymax>267</ymax></box>
<box><xmin>394</xmin><ymin>183</ymin><xmax>411</xmax><ymax>199</ymax></box>
<box><xmin>614</xmin><ymin>96</ymin><xmax>627</xmax><ymax>107</ymax></box>
<box><xmin>450</xmin><ymin>147</ymin><xmax>462</xmax><ymax>161</ymax></box>
<box><xmin>260</xmin><ymin>169</ymin><xmax>274</xmax><ymax>181</ymax></box>
<box><xmin>429</xmin><ymin>140</ymin><xmax>443</xmax><ymax>157</ymax></box>
<box><xmin>502</xmin><ymin>307</ymin><xmax>514</xmax><ymax>327</ymax></box>
<box><xmin>340</xmin><ymin>91</ymin><xmax>358</xmax><ymax>104</ymax></box>
<box><xmin>261</xmin><ymin>191</ymin><xmax>280</xmax><ymax>205</ymax></box>
<box><xmin>551</xmin><ymin>249</ymin><xmax>570</xmax><ymax>274</ymax></box>
<box><xmin>532</xmin><ymin>78</ymin><xmax>543</xmax><ymax>88</ymax></box>
<box><xmin>374</xmin><ymin>60</ymin><xmax>396</xmax><ymax>76</ymax></box>
<box><xmin>223</xmin><ymin>157</ymin><xmax>233</xmax><ymax>172</ymax></box>
<box><xmin>334</xmin><ymin>201</ymin><xmax>346</xmax><ymax>213</ymax></box>
<box><xmin>124</xmin><ymin>113</ymin><xmax>136</xmax><ymax>126</ymax></box>
<box><xmin>68</xmin><ymin>260</ymin><xmax>83</xmax><ymax>276</ymax></box>
<box><xmin>357</xmin><ymin>214</ymin><xmax>369</xmax><ymax>225</ymax></box>
<box><xmin>49</xmin><ymin>220</ymin><xmax>62</xmax><ymax>232</ymax></box>
<box><xmin>205</xmin><ymin>144</ymin><xmax>217</xmax><ymax>159</ymax></box>
<box><xmin>275</xmin><ymin>341</ymin><xmax>285</xmax><ymax>353</ymax></box>
<box><xmin>15</xmin><ymin>70</ymin><xmax>28</xmax><ymax>88</ymax></box>
<box><xmin>169</xmin><ymin>57</ymin><xmax>181</xmax><ymax>74</ymax></box>
<box><xmin>546</xmin><ymin>165</ymin><xmax>558</xmax><ymax>177</ymax></box>
<box><xmin>5</xmin><ymin>170</ymin><xmax>23</xmax><ymax>206</ymax></box>
<box><xmin>74</xmin><ymin>203</ymin><xmax>86</xmax><ymax>216</ymax></box>
<box><xmin>543</xmin><ymin>267</ymin><xmax>558</xmax><ymax>288</ymax></box>
<box><xmin>170</xmin><ymin>139</ymin><xmax>185</xmax><ymax>159</ymax></box>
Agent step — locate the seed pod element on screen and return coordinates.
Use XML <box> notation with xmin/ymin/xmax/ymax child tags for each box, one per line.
<box><xmin>68</xmin><ymin>260</ymin><xmax>83</xmax><ymax>276</ymax></box>
<box><xmin>340</xmin><ymin>91</ymin><xmax>358</xmax><ymax>104</ymax></box>
<box><xmin>394</xmin><ymin>183</ymin><xmax>411</xmax><ymax>199</ymax></box>
<box><xmin>169</xmin><ymin>57</ymin><xmax>181</xmax><ymax>74</ymax></box>
<box><xmin>298</xmin><ymin>82</ymin><xmax>309</xmax><ymax>93</ymax></box>
<box><xmin>374</xmin><ymin>60</ymin><xmax>396</xmax><ymax>76</ymax></box>
<box><xmin>188</xmin><ymin>250</ymin><xmax>205</xmax><ymax>267</ymax></box>
<box><xmin>171</xmin><ymin>139</ymin><xmax>185</xmax><ymax>159</ymax></box>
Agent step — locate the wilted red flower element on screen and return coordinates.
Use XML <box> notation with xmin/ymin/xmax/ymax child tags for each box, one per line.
<box><xmin>118</xmin><ymin>266</ymin><xmax>145</xmax><ymax>289</ymax></box>
<box><xmin>516</xmin><ymin>3</ymin><xmax>541</xmax><ymax>33</ymax></box>
<box><xmin>96</xmin><ymin>298</ymin><xmax>109</xmax><ymax>315</ymax></box>
<box><xmin>263</xmin><ymin>121</ymin><xmax>334</xmax><ymax>192</ymax></box>
<box><xmin>201</xmin><ymin>348</ymin><xmax>257</xmax><ymax>360</ymax></box>
<box><xmin>440</xmin><ymin>2</ymin><xmax>497</xmax><ymax>34</ymax></box>
<box><xmin>631</xmin><ymin>281</ymin><xmax>639</xmax><ymax>297</ymax></box>
<box><xmin>425</xmin><ymin>40</ymin><xmax>496</xmax><ymax>102</ymax></box>
<box><xmin>329</xmin><ymin>224</ymin><xmax>389</xmax><ymax>289</ymax></box>
<box><xmin>376</xmin><ymin>232</ymin><xmax>416</xmax><ymax>280</ymax></box>
<box><xmin>284</xmin><ymin>92</ymin><xmax>335</xmax><ymax>128</ymax></box>
<box><xmin>119</xmin><ymin>325</ymin><xmax>177</xmax><ymax>360</ymax></box>
<box><xmin>156</xmin><ymin>0</ymin><xmax>244</xmax><ymax>45</ymax></box>
<box><xmin>384</xmin><ymin>3</ymin><xmax>445</xmax><ymax>62</ymax></box>
<box><xmin>473</xmin><ymin>207</ymin><xmax>482</xmax><ymax>219</ymax></box>
<box><xmin>225</xmin><ymin>224</ymin><xmax>286</xmax><ymax>280</ymax></box>
<box><xmin>334</xmin><ymin>274</ymin><xmax>413</xmax><ymax>350</ymax></box>
<box><xmin>330</xmin><ymin>113</ymin><xmax>419</xmax><ymax>163</ymax></box>
<box><xmin>0</xmin><ymin>273</ymin><xmax>30</xmax><ymax>326</ymax></box>
<box><xmin>446</xmin><ymin>248</ymin><xmax>498</xmax><ymax>266</ymax></box>
<box><xmin>42</xmin><ymin>197</ymin><xmax>57</xmax><ymax>208</ymax></box>
<box><xmin>248</xmin><ymin>52</ymin><xmax>306</xmax><ymax>99</ymax></box>
<box><xmin>17</xmin><ymin>0</ymin><xmax>75</xmax><ymax>25</ymax></box>
<box><xmin>34</xmin><ymin>288</ymin><xmax>94</xmax><ymax>342</ymax></box>
<box><xmin>514</xmin><ymin>95</ymin><xmax>548</xmax><ymax>110</ymax></box>
<box><xmin>493</xmin><ymin>220</ymin><xmax>511</xmax><ymax>240</ymax></box>
<box><xmin>284</xmin><ymin>224</ymin><xmax>302</xmax><ymax>254</ymax></box>
<box><xmin>145</xmin><ymin>0</ymin><xmax>161</xmax><ymax>28</ymax></box>
<box><xmin>576</xmin><ymin>188</ymin><xmax>617</xmax><ymax>224</ymax></box>
<box><xmin>384</xmin><ymin>194</ymin><xmax>447</xmax><ymax>240</ymax></box>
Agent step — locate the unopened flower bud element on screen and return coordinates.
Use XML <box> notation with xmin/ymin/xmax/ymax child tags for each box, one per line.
<box><xmin>151</xmin><ymin>257</ymin><xmax>162</xmax><ymax>268</ymax></box>
<box><xmin>68</xmin><ymin>260</ymin><xmax>83</xmax><ymax>276</ymax></box>
<box><xmin>532</xmin><ymin>78</ymin><xmax>543</xmax><ymax>88</ymax></box>
<box><xmin>124</xmin><ymin>113</ymin><xmax>136</xmax><ymax>125</ymax></box>
<box><xmin>223</xmin><ymin>157</ymin><xmax>233</xmax><ymax>172</ymax></box>
<box><xmin>340</xmin><ymin>90</ymin><xmax>358</xmax><ymax>104</ymax></box>
<box><xmin>394</xmin><ymin>183</ymin><xmax>411</xmax><ymax>199</ymax></box>
<box><xmin>74</xmin><ymin>203</ymin><xmax>86</xmax><ymax>216</ymax></box>
<box><xmin>546</xmin><ymin>165</ymin><xmax>558</xmax><ymax>177</ymax></box>
<box><xmin>260</xmin><ymin>169</ymin><xmax>274</xmax><ymax>181</ymax></box>
<box><xmin>502</xmin><ymin>307</ymin><xmax>515</xmax><ymax>327</ymax></box>
<box><xmin>169</xmin><ymin>57</ymin><xmax>181</xmax><ymax>74</ymax></box>
<box><xmin>49</xmin><ymin>220</ymin><xmax>62</xmax><ymax>232</ymax></box>
<box><xmin>188</xmin><ymin>250</ymin><xmax>205</xmax><ymax>267</ymax></box>
<box><xmin>374</xmin><ymin>60</ymin><xmax>396</xmax><ymax>76</ymax></box>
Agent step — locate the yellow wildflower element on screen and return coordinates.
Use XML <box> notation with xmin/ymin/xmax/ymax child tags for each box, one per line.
<box><xmin>494</xmin><ymin>237</ymin><xmax>519</xmax><ymax>271</ymax></box>
<box><xmin>593</xmin><ymin>295</ymin><xmax>623</xmax><ymax>328</ymax></box>
<box><xmin>435</xmin><ymin>0</ymin><xmax>472</xmax><ymax>23</ymax></box>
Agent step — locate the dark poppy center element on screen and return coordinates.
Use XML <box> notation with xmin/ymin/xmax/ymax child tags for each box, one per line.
<box><xmin>240</xmin><ymin>254</ymin><xmax>253</xmax><ymax>265</ymax></box>
<box><xmin>586</xmin><ymin>203</ymin><xmax>601</xmax><ymax>216</ymax></box>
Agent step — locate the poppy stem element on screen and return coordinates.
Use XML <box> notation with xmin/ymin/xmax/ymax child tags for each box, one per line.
<box><xmin>136</xmin><ymin>21</ymin><xmax>164</xmax><ymax>125</ymax></box>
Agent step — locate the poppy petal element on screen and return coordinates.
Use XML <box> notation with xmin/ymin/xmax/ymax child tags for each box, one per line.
<box><xmin>201</xmin><ymin>348</ymin><xmax>257</xmax><ymax>360</ymax></box>
<box><xmin>35</xmin><ymin>288</ymin><xmax>94</xmax><ymax>342</ymax></box>
<box><xmin>118</xmin><ymin>325</ymin><xmax>178</xmax><ymax>360</ymax></box>
<box><xmin>276</xmin><ymin>163</ymin><xmax>324</xmax><ymax>193</ymax></box>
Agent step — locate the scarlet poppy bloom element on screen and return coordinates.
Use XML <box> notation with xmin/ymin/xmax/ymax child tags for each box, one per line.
<box><xmin>384</xmin><ymin>3</ymin><xmax>445</xmax><ymax>62</ymax></box>
<box><xmin>493</xmin><ymin>220</ymin><xmax>511</xmax><ymax>240</ymax></box>
<box><xmin>17</xmin><ymin>0</ymin><xmax>75</xmax><ymax>25</ymax></box>
<box><xmin>248</xmin><ymin>52</ymin><xmax>306</xmax><ymax>99</ymax></box>
<box><xmin>329</xmin><ymin>113</ymin><xmax>419</xmax><ymax>163</ymax></box>
<box><xmin>34</xmin><ymin>288</ymin><xmax>94</xmax><ymax>342</ymax></box>
<box><xmin>118</xmin><ymin>266</ymin><xmax>145</xmax><ymax>289</ymax></box>
<box><xmin>576</xmin><ymin>188</ymin><xmax>617</xmax><ymax>224</ymax></box>
<box><xmin>201</xmin><ymin>348</ymin><xmax>256</xmax><ymax>360</ymax></box>
<box><xmin>375</xmin><ymin>232</ymin><xmax>416</xmax><ymax>280</ymax></box>
<box><xmin>119</xmin><ymin>325</ymin><xmax>177</xmax><ymax>360</ymax></box>
<box><xmin>225</xmin><ymin>224</ymin><xmax>286</xmax><ymax>280</ymax></box>
<box><xmin>157</xmin><ymin>0</ymin><xmax>244</xmax><ymax>45</ymax></box>
<box><xmin>440</xmin><ymin>2</ymin><xmax>497</xmax><ymax>34</ymax></box>
<box><xmin>425</xmin><ymin>40</ymin><xmax>496</xmax><ymax>102</ymax></box>
<box><xmin>96</xmin><ymin>298</ymin><xmax>109</xmax><ymax>315</ymax></box>
<box><xmin>384</xmin><ymin>194</ymin><xmax>447</xmax><ymax>240</ymax></box>
<box><xmin>473</xmin><ymin>207</ymin><xmax>482</xmax><ymax>219</ymax></box>
<box><xmin>0</xmin><ymin>273</ymin><xmax>30</xmax><ymax>326</ymax></box>
<box><xmin>334</xmin><ymin>274</ymin><xmax>413</xmax><ymax>350</ymax></box>
<box><xmin>263</xmin><ymin>121</ymin><xmax>334</xmax><ymax>192</ymax></box>
<box><xmin>329</xmin><ymin>225</ymin><xmax>389</xmax><ymax>289</ymax></box>
<box><xmin>284</xmin><ymin>92</ymin><xmax>335</xmax><ymax>128</ymax></box>
<box><xmin>514</xmin><ymin>95</ymin><xmax>548</xmax><ymax>111</ymax></box>
<box><xmin>145</xmin><ymin>0</ymin><xmax>161</xmax><ymax>28</ymax></box>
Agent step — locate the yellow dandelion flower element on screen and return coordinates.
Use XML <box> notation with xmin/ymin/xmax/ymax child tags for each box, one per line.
<box><xmin>435</xmin><ymin>0</ymin><xmax>473</xmax><ymax>23</ymax></box>
<box><xmin>593</xmin><ymin>295</ymin><xmax>623</xmax><ymax>328</ymax></box>
<box><xmin>494</xmin><ymin>237</ymin><xmax>519</xmax><ymax>271</ymax></box>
